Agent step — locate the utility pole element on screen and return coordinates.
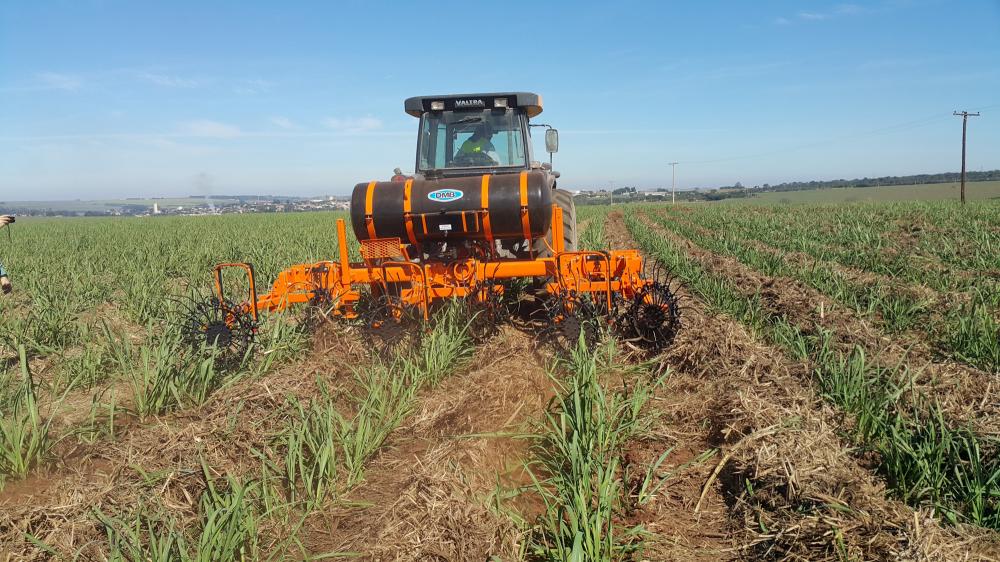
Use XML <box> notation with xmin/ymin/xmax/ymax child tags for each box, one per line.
<box><xmin>668</xmin><ymin>162</ymin><xmax>679</xmax><ymax>204</ymax></box>
<box><xmin>609</xmin><ymin>180</ymin><xmax>615</xmax><ymax>206</ymax></box>
<box><xmin>953</xmin><ymin>111</ymin><xmax>980</xmax><ymax>205</ymax></box>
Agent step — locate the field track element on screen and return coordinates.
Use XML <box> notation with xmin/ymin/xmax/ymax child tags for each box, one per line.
<box><xmin>300</xmin><ymin>327</ymin><xmax>546</xmax><ymax>557</ymax></box>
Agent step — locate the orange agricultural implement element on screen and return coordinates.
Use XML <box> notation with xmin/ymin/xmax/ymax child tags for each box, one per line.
<box><xmin>186</xmin><ymin>92</ymin><xmax>680</xmax><ymax>356</ymax></box>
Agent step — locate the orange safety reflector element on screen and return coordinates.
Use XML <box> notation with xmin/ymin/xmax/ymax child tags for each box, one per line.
<box><xmin>481</xmin><ymin>174</ymin><xmax>493</xmax><ymax>242</ymax></box>
<box><xmin>364</xmin><ymin>180</ymin><xmax>378</xmax><ymax>239</ymax></box>
<box><xmin>519</xmin><ymin>171</ymin><xmax>531</xmax><ymax>242</ymax></box>
<box><xmin>402</xmin><ymin>179</ymin><xmax>418</xmax><ymax>246</ymax></box>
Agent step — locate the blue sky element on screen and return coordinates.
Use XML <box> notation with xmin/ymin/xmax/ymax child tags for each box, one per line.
<box><xmin>1</xmin><ymin>0</ymin><xmax>998</xmax><ymax>199</ymax></box>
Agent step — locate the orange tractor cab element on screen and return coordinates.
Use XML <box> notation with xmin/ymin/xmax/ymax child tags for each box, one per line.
<box><xmin>186</xmin><ymin>92</ymin><xmax>679</xmax><ymax>356</ymax></box>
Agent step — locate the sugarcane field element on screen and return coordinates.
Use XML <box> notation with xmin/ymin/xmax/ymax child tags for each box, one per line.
<box><xmin>2</xmin><ymin>2</ymin><xmax>1000</xmax><ymax>561</ymax></box>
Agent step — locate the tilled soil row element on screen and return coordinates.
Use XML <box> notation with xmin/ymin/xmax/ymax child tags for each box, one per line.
<box><xmin>653</xmin><ymin>204</ymin><xmax>947</xmax><ymax>309</ymax></box>
<box><xmin>715</xmin><ymin>204</ymin><xmax>991</xmax><ymax>291</ymax></box>
<box><xmin>657</xmin><ymin>205</ymin><xmax>1000</xmax><ymax>334</ymax></box>
<box><xmin>2</xmin><ymin>325</ymin><xmax>508</xmax><ymax>560</ymax></box>
<box><xmin>638</xmin><ymin>209</ymin><xmax>1000</xmax><ymax>437</ymax></box>
<box><xmin>811</xmin><ymin>211</ymin><xmax>997</xmax><ymax>290</ymax></box>
<box><xmin>299</xmin><ymin>327</ymin><xmax>548</xmax><ymax>559</ymax></box>
<box><xmin>608</xmin><ymin>210</ymin><xmax>998</xmax><ymax>560</ymax></box>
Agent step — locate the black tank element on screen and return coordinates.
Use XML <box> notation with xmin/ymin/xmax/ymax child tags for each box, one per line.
<box><xmin>350</xmin><ymin>171</ymin><xmax>553</xmax><ymax>244</ymax></box>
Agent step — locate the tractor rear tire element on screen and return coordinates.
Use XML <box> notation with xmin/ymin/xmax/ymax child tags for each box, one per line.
<box><xmin>536</xmin><ymin>189</ymin><xmax>577</xmax><ymax>256</ymax></box>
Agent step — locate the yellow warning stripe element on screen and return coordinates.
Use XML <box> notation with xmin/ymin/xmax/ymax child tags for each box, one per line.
<box><xmin>364</xmin><ymin>180</ymin><xmax>378</xmax><ymax>239</ymax></box>
<box><xmin>519</xmin><ymin>171</ymin><xmax>531</xmax><ymax>242</ymax></box>
<box><xmin>480</xmin><ymin>174</ymin><xmax>493</xmax><ymax>242</ymax></box>
<box><xmin>402</xmin><ymin>179</ymin><xmax>418</xmax><ymax>246</ymax></box>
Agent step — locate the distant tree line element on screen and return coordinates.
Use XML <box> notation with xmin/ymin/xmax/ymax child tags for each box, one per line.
<box><xmin>749</xmin><ymin>170</ymin><xmax>1000</xmax><ymax>193</ymax></box>
<box><xmin>574</xmin><ymin>169</ymin><xmax>1000</xmax><ymax>205</ymax></box>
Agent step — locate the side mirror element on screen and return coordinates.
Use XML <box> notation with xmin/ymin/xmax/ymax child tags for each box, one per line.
<box><xmin>545</xmin><ymin>128</ymin><xmax>559</xmax><ymax>153</ymax></box>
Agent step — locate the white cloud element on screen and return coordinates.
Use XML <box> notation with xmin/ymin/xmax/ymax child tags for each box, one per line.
<box><xmin>270</xmin><ymin>116</ymin><xmax>299</xmax><ymax>130</ymax></box>
<box><xmin>178</xmin><ymin>120</ymin><xmax>242</xmax><ymax>138</ymax></box>
<box><xmin>835</xmin><ymin>4</ymin><xmax>864</xmax><ymax>15</ymax></box>
<box><xmin>322</xmin><ymin>116</ymin><xmax>383</xmax><ymax>133</ymax></box>
<box><xmin>37</xmin><ymin>72</ymin><xmax>82</xmax><ymax>91</ymax></box>
<box><xmin>138</xmin><ymin>72</ymin><xmax>199</xmax><ymax>88</ymax></box>
<box><xmin>234</xmin><ymin>78</ymin><xmax>272</xmax><ymax>95</ymax></box>
<box><xmin>775</xmin><ymin>3</ymin><xmax>870</xmax><ymax>26</ymax></box>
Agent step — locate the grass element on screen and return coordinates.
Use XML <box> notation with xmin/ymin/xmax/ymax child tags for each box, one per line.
<box><xmin>647</xmin><ymin>206</ymin><xmax>933</xmax><ymax>334</ymax></box>
<box><xmin>0</xmin><ymin>284</ymin><xmax>81</xmax><ymax>358</ymax></box>
<box><xmin>0</xmin><ymin>211</ymin><xmax>360</xmax><ymax>426</ymax></box>
<box><xmin>98</xmin><ymin>310</ymin><xmax>309</xmax><ymax>421</ymax></box>
<box><xmin>648</xmin><ymin>203</ymin><xmax>999</xmax><ymax>372</ymax></box>
<box><xmin>943</xmin><ymin>289</ymin><xmax>1000</xmax><ymax>373</ymax></box>
<box><xmin>0</xmin><ymin>346</ymin><xmax>58</xmax><ymax>486</ymax></box>
<box><xmin>524</xmin><ymin>337</ymin><xmax>669</xmax><ymax>560</ymax></box>
<box><xmin>95</xmin><ymin>461</ymin><xmax>263</xmax><ymax>562</ymax></box>
<box><xmin>337</xmin><ymin>362</ymin><xmax>414</xmax><ymax>489</ymax></box>
<box><xmin>106</xmin><ymin>326</ymin><xmax>217</xmax><ymax>420</ymax></box>
<box><xmin>577</xmin><ymin>205</ymin><xmax>610</xmax><ymax>252</ymax></box>
<box><xmin>686</xmin><ymin>200</ymin><xmax>998</xmax><ymax>291</ymax></box>
<box><xmin>814</xmin><ymin>340</ymin><xmax>1000</xmax><ymax>527</ymax></box>
<box><xmin>719</xmin><ymin>180</ymin><xmax>1000</xmax><ymax>204</ymax></box>
<box><xmin>272</xmin><ymin>392</ymin><xmax>343</xmax><ymax>510</ymax></box>
<box><xmin>1</xmin><ymin>213</ymin><xmax>469</xmax><ymax>557</ymax></box>
<box><xmin>266</xmin><ymin>302</ymin><xmax>474</xmax><ymax>511</ymax></box>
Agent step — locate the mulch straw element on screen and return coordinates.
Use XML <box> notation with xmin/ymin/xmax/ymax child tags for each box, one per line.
<box><xmin>608</xmin><ymin>210</ymin><xmax>1000</xmax><ymax>561</ymax></box>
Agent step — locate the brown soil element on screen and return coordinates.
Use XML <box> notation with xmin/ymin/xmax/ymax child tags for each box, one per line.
<box><xmin>300</xmin><ymin>327</ymin><xmax>548</xmax><ymax>559</ymax></box>
<box><xmin>638</xmin><ymin>209</ymin><xmax>1000</xmax><ymax>437</ymax></box>
<box><xmin>0</xmin><ymin>326</ymin><xmax>370</xmax><ymax>559</ymax></box>
<box><xmin>607</xmin><ymin>210</ymin><xmax>1000</xmax><ymax>560</ymax></box>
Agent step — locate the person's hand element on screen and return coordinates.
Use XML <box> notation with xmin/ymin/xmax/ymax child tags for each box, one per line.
<box><xmin>0</xmin><ymin>215</ymin><xmax>12</xmax><ymax>227</ymax></box>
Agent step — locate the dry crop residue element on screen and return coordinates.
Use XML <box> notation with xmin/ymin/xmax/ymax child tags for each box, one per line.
<box><xmin>608</xmin><ymin>210</ymin><xmax>996</xmax><ymax>560</ymax></box>
<box><xmin>637</xmin><ymin>210</ymin><xmax>1000</xmax><ymax>437</ymax></box>
<box><xmin>0</xmin><ymin>327</ymin><xmax>369</xmax><ymax>558</ymax></box>
<box><xmin>302</xmin><ymin>327</ymin><xmax>550</xmax><ymax>559</ymax></box>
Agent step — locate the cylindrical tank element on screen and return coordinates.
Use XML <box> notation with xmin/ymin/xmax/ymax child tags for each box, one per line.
<box><xmin>350</xmin><ymin>171</ymin><xmax>553</xmax><ymax>244</ymax></box>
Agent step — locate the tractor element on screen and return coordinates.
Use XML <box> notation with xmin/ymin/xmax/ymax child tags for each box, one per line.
<box><xmin>185</xmin><ymin>92</ymin><xmax>680</xmax><ymax>356</ymax></box>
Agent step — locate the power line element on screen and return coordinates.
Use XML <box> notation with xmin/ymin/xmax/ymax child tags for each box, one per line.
<box><xmin>953</xmin><ymin>110</ymin><xmax>981</xmax><ymax>205</ymax></box>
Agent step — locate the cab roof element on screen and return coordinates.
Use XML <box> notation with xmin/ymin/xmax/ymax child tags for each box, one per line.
<box><xmin>404</xmin><ymin>92</ymin><xmax>543</xmax><ymax>118</ymax></box>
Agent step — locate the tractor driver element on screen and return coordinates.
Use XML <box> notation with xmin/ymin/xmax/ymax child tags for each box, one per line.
<box><xmin>457</xmin><ymin>121</ymin><xmax>499</xmax><ymax>164</ymax></box>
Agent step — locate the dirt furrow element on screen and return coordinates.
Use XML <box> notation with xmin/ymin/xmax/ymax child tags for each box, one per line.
<box><xmin>302</xmin><ymin>327</ymin><xmax>548</xmax><ymax>559</ymax></box>
<box><xmin>656</xmin><ymin>205</ymin><xmax>946</xmax><ymax>308</ymax></box>
<box><xmin>609</xmin><ymin>210</ymin><xmax>997</xmax><ymax>560</ymax></box>
<box><xmin>0</xmin><ymin>328</ymin><xmax>369</xmax><ymax>558</ymax></box>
